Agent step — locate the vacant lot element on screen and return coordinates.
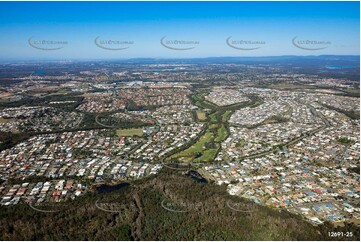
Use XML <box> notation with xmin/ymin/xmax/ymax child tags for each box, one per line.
<box><xmin>0</xmin><ymin>118</ymin><xmax>13</xmax><ymax>123</ymax></box>
<box><xmin>116</xmin><ymin>128</ymin><xmax>143</xmax><ymax>137</ymax></box>
<box><xmin>196</xmin><ymin>111</ymin><xmax>207</xmax><ymax>121</ymax></box>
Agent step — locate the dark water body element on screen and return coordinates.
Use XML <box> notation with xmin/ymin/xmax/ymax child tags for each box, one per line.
<box><xmin>96</xmin><ymin>182</ymin><xmax>130</xmax><ymax>193</ymax></box>
<box><xmin>33</xmin><ymin>70</ymin><xmax>46</xmax><ymax>75</ymax></box>
<box><xmin>186</xmin><ymin>170</ymin><xmax>208</xmax><ymax>183</ymax></box>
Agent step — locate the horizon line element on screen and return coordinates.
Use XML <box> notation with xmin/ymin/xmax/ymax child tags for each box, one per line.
<box><xmin>0</xmin><ymin>54</ymin><xmax>359</xmax><ymax>63</ymax></box>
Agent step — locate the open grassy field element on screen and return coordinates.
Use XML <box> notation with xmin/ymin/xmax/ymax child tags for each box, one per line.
<box><xmin>192</xmin><ymin>91</ymin><xmax>218</xmax><ymax>110</ymax></box>
<box><xmin>343</xmin><ymin>88</ymin><xmax>360</xmax><ymax>94</ymax></box>
<box><xmin>193</xmin><ymin>92</ymin><xmax>206</xmax><ymax>101</ymax></box>
<box><xmin>196</xmin><ymin>111</ymin><xmax>207</xmax><ymax>121</ymax></box>
<box><xmin>116</xmin><ymin>128</ymin><xmax>143</xmax><ymax>137</ymax></box>
<box><xmin>222</xmin><ymin>110</ymin><xmax>232</xmax><ymax>122</ymax></box>
<box><xmin>193</xmin><ymin>147</ymin><xmax>218</xmax><ymax>162</ymax></box>
<box><xmin>209</xmin><ymin>123</ymin><xmax>219</xmax><ymax>130</ymax></box>
<box><xmin>209</xmin><ymin>113</ymin><xmax>218</xmax><ymax>123</ymax></box>
<box><xmin>0</xmin><ymin>118</ymin><xmax>13</xmax><ymax>123</ymax></box>
<box><xmin>215</xmin><ymin>124</ymin><xmax>228</xmax><ymax>142</ymax></box>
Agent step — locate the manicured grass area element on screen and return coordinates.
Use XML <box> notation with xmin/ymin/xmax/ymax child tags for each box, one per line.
<box><xmin>209</xmin><ymin>113</ymin><xmax>218</xmax><ymax>123</ymax></box>
<box><xmin>196</xmin><ymin>111</ymin><xmax>207</xmax><ymax>121</ymax></box>
<box><xmin>193</xmin><ymin>93</ymin><xmax>206</xmax><ymax>101</ymax></box>
<box><xmin>215</xmin><ymin>125</ymin><xmax>228</xmax><ymax>142</ymax></box>
<box><xmin>170</xmin><ymin>132</ymin><xmax>214</xmax><ymax>162</ymax></box>
<box><xmin>116</xmin><ymin>128</ymin><xmax>143</xmax><ymax>137</ymax></box>
<box><xmin>168</xmin><ymin>93</ymin><xmax>263</xmax><ymax>163</ymax></box>
<box><xmin>209</xmin><ymin>123</ymin><xmax>219</xmax><ymax>130</ymax></box>
<box><xmin>195</xmin><ymin>100</ymin><xmax>217</xmax><ymax>110</ymax></box>
<box><xmin>344</xmin><ymin>88</ymin><xmax>360</xmax><ymax>94</ymax></box>
<box><xmin>222</xmin><ymin>110</ymin><xmax>232</xmax><ymax>122</ymax></box>
<box><xmin>169</xmin><ymin>122</ymin><xmax>227</xmax><ymax>163</ymax></box>
<box><xmin>193</xmin><ymin>147</ymin><xmax>218</xmax><ymax>162</ymax></box>
<box><xmin>192</xmin><ymin>92</ymin><xmax>217</xmax><ymax>110</ymax></box>
<box><xmin>0</xmin><ymin>118</ymin><xmax>13</xmax><ymax>123</ymax></box>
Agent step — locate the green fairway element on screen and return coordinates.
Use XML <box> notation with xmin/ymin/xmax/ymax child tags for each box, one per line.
<box><xmin>170</xmin><ymin>132</ymin><xmax>215</xmax><ymax>162</ymax></box>
<box><xmin>193</xmin><ymin>92</ymin><xmax>206</xmax><ymax>101</ymax></box>
<box><xmin>193</xmin><ymin>147</ymin><xmax>218</xmax><ymax>162</ymax></box>
<box><xmin>209</xmin><ymin>123</ymin><xmax>219</xmax><ymax>130</ymax></box>
<box><xmin>215</xmin><ymin>124</ymin><xmax>228</xmax><ymax>142</ymax></box>
<box><xmin>167</xmin><ymin>92</ymin><xmax>263</xmax><ymax>164</ymax></box>
<box><xmin>209</xmin><ymin>113</ymin><xmax>218</xmax><ymax>123</ymax></box>
<box><xmin>116</xmin><ymin>128</ymin><xmax>143</xmax><ymax>137</ymax></box>
<box><xmin>222</xmin><ymin>110</ymin><xmax>232</xmax><ymax>122</ymax></box>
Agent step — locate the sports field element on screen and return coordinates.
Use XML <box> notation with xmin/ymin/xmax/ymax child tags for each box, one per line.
<box><xmin>116</xmin><ymin>128</ymin><xmax>143</xmax><ymax>137</ymax></box>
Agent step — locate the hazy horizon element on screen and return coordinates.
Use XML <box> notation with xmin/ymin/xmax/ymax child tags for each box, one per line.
<box><xmin>0</xmin><ymin>54</ymin><xmax>360</xmax><ymax>63</ymax></box>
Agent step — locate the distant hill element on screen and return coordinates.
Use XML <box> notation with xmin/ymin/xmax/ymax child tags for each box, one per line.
<box><xmin>122</xmin><ymin>55</ymin><xmax>360</xmax><ymax>64</ymax></box>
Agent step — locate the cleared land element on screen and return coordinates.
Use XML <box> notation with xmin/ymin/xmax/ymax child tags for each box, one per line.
<box><xmin>196</xmin><ymin>111</ymin><xmax>207</xmax><ymax>121</ymax></box>
<box><xmin>116</xmin><ymin>128</ymin><xmax>143</xmax><ymax>137</ymax></box>
<box><xmin>0</xmin><ymin>118</ymin><xmax>13</xmax><ymax>123</ymax></box>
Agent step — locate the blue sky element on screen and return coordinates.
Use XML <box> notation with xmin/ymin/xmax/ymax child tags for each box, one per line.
<box><xmin>0</xmin><ymin>1</ymin><xmax>359</xmax><ymax>60</ymax></box>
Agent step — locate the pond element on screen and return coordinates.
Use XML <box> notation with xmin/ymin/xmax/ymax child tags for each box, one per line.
<box><xmin>96</xmin><ymin>182</ymin><xmax>130</xmax><ymax>193</ymax></box>
<box><xmin>186</xmin><ymin>170</ymin><xmax>208</xmax><ymax>183</ymax></box>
